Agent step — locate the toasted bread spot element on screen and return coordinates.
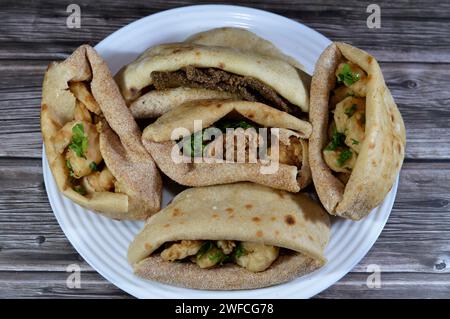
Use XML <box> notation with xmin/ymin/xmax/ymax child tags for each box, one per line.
<box><xmin>172</xmin><ymin>208</ymin><xmax>182</xmax><ymax>217</ymax></box>
<box><xmin>372</xmin><ymin>159</ymin><xmax>378</xmax><ymax>167</ymax></box>
<box><xmin>245</xmin><ymin>204</ymin><xmax>253</xmax><ymax>209</ymax></box>
<box><xmin>277</xmin><ymin>191</ymin><xmax>285</xmax><ymax>199</ymax></box>
<box><xmin>256</xmin><ymin>230</ymin><xmax>263</xmax><ymax>237</ymax></box>
<box><xmin>271</xmin><ymin>216</ymin><xmax>277</xmax><ymax>221</ymax></box>
<box><xmin>218</xmin><ymin>62</ymin><xmax>225</xmax><ymax>68</ymax></box>
<box><xmin>308</xmin><ymin>235</ymin><xmax>314</xmax><ymax>241</ymax></box>
<box><xmin>247</xmin><ymin>113</ymin><xmax>255</xmax><ymax>119</ymax></box>
<box><xmin>212</xmin><ymin>213</ymin><xmax>219</xmax><ymax>219</ymax></box>
<box><xmin>252</xmin><ymin>216</ymin><xmax>261</xmax><ymax>223</ymax></box>
<box><xmin>369</xmin><ymin>142</ymin><xmax>375</xmax><ymax>149</ymax></box>
<box><xmin>195</xmin><ymin>51</ymin><xmax>201</xmax><ymax>57</ymax></box>
<box><xmin>144</xmin><ymin>243</ymin><xmax>152</xmax><ymax>250</ymax></box>
<box><xmin>284</xmin><ymin>214</ymin><xmax>296</xmax><ymax>226</ymax></box>
<box><xmin>41</xmin><ymin>104</ymin><xmax>48</xmax><ymax>111</ymax></box>
<box><xmin>225</xmin><ymin>208</ymin><xmax>234</xmax><ymax>214</ymax></box>
<box><xmin>216</xmin><ymin>103</ymin><xmax>222</xmax><ymax>108</ymax></box>
<box><xmin>163</xmin><ymin>224</ymin><xmax>171</xmax><ymax>228</ymax></box>
<box><xmin>367</xmin><ymin>56</ymin><xmax>373</xmax><ymax>64</ymax></box>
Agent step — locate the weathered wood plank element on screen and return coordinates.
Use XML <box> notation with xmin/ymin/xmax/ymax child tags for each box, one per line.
<box><xmin>0</xmin><ymin>271</ymin><xmax>130</xmax><ymax>298</ymax></box>
<box><xmin>0</xmin><ymin>60</ymin><xmax>448</xmax><ymax>159</ymax></box>
<box><xmin>0</xmin><ymin>270</ymin><xmax>448</xmax><ymax>298</ymax></box>
<box><xmin>317</xmin><ymin>272</ymin><xmax>450</xmax><ymax>299</ymax></box>
<box><xmin>0</xmin><ymin>0</ymin><xmax>449</xmax><ymax>62</ymax></box>
<box><xmin>1</xmin><ymin>159</ymin><xmax>449</xmax><ymax>276</ymax></box>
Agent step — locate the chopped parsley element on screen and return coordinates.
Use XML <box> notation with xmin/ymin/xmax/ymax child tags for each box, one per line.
<box><xmin>73</xmin><ymin>185</ymin><xmax>86</xmax><ymax>195</ymax></box>
<box><xmin>89</xmin><ymin>161</ymin><xmax>98</xmax><ymax>172</ymax></box>
<box><xmin>68</xmin><ymin>123</ymin><xmax>88</xmax><ymax>158</ymax></box>
<box><xmin>183</xmin><ymin>130</ymin><xmax>206</xmax><ymax>158</ymax></box>
<box><xmin>196</xmin><ymin>241</ymin><xmax>213</xmax><ymax>259</ymax></box>
<box><xmin>351</xmin><ymin>139</ymin><xmax>360</xmax><ymax>145</ymax></box>
<box><xmin>337</xmin><ymin>63</ymin><xmax>360</xmax><ymax>86</ymax></box>
<box><xmin>215</xmin><ymin>119</ymin><xmax>255</xmax><ymax>132</ymax></box>
<box><xmin>325</xmin><ymin>129</ymin><xmax>346</xmax><ymax>151</ymax></box>
<box><xmin>345</xmin><ymin>104</ymin><xmax>357</xmax><ymax>117</ymax></box>
<box><xmin>208</xmin><ymin>249</ymin><xmax>226</xmax><ymax>263</ymax></box>
<box><xmin>337</xmin><ymin>149</ymin><xmax>353</xmax><ymax>167</ymax></box>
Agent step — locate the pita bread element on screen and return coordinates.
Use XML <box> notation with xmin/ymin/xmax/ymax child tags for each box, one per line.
<box><xmin>142</xmin><ymin>99</ymin><xmax>312</xmax><ymax>192</ymax></box>
<box><xmin>115</xmin><ymin>42</ymin><xmax>309</xmax><ymax>112</ymax></box>
<box><xmin>41</xmin><ymin>45</ymin><xmax>162</xmax><ymax>220</ymax></box>
<box><xmin>185</xmin><ymin>27</ymin><xmax>306</xmax><ymax>71</ymax></box>
<box><xmin>128</xmin><ymin>183</ymin><xmax>330</xmax><ymax>290</ymax></box>
<box><xmin>309</xmin><ymin>42</ymin><xmax>406</xmax><ymax>220</ymax></box>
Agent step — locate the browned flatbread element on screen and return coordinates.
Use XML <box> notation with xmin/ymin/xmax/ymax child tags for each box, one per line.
<box><xmin>128</xmin><ymin>183</ymin><xmax>330</xmax><ymax>290</ymax></box>
<box><xmin>309</xmin><ymin>42</ymin><xmax>406</xmax><ymax>220</ymax></box>
<box><xmin>41</xmin><ymin>45</ymin><xmax>162</xmax><ymax>219</ymax></box>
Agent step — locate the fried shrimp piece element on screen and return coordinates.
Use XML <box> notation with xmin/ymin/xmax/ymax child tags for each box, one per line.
<box><xmin>217</xmin><ymin>240</ymin><xmax>236</xmax><ymax>255</ymax></box>
<box><xmin>235</xmin><ymin>242</ymin><xmax>279</xmax><ymax>272</ymax></box>
<box><xmin>65</xmin><ymin>121</ymin><xmax>102</xmax><ymax>178</ymax></box>
<box><xmin>82</xmin><ymin>168</ymin><xmax>115</xmax><ymax>193</ymax></box>
<box><xmin>160</xmin><ymin>240</ymin><xmax>204</xmax><ymax>262</ymax></box>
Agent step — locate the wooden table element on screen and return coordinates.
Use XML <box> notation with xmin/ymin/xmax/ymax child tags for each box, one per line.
<box><xmin>1</xmin><ymin>0</ymin><xmax>449</xmax><ymax>298</ymax></box>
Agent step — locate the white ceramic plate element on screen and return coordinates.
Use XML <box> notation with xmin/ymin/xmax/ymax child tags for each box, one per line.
<box><xmin>43</xmin><ymin>4</ymin><xmax>398</xmax><ymax>298</ymax></box>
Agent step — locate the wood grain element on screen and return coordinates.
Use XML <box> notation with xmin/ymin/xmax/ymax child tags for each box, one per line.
<box><xmin>1</xmin><ymin>61</ymin><xmax>449</xmax><ymax>159</ymax></box>
<box><xmin>1</xmin><ymin>159</ymin><xmax>449</xmax><ymax>298</ymax></box>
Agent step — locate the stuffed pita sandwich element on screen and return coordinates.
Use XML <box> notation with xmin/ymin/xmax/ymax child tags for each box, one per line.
<box><xmin>142</xmin><ymin>99</ymin><xmax>312</xmax><ymax>192</ymax></box>
<box><xmin>41</xmin><ymin>45</ymin><xmax>162</xmax><ymax>220</ymax></box>
<box><xmin>128</xmin><ymin>27</ymin><xmax>310</xmax><ymax>119</ymax></box>
<box><xmin>309</xmin><ymin>42</ymin><xmax>406</xmax><ymax>220</ymax></box>
<box><xmin>128</xmin><ymin>182</ymin><xmax>330</xmax><ymax>290</ymax></box>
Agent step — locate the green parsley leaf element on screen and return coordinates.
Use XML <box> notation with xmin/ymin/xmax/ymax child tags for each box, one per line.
<box><xmin>89</xmin><ymin>162</ymin><xmax>98</xmax><ymax>171</ymax></box>
<box><xmin>196</xmin><ymin>241</ymin><xmax>213</xmax><ymax>259</ymax></box>
<box><xmin>351</xmin><ymin>139</ymin><xmax>360</xmax><ymax>145</ymax></box>
<box><xmin>215</xmin><ymin>119</ymin><xmax>255</xmax><ymax>132</ymax></box>
<box><xmin>325</xmin><ymin>129</ymin><xmax>346</xmax><ymax>151</ymax></box>
<box><xmin>233</xmin><ymin>242</ymin><xmax>247</xmax><ymax>259</ymax></box>
<box><xmin>66</xmin><ymin>160</ymin><xmax>75</xmax><ymax>177</ymax></box>
<box><xmin>73</xmin><ymin>185</ymin><xmax>86</xmax><ymax>195</ymax></box>
<box><xmin>337</xmin><ymin>149</ymin><xmax>353</xmax><ymax>167</ymax></box>
<box><xmin>68</xmin><ymin>123</ymin><xmax>88</xmax><ymax>158</ymax></box>
<box><xmin>337</xmin><ymin>63</ymin><xmax>360</xmax><ymax>86</ymax></box>
<box><xmin>208</xmin><ymin>249</ymin><xmax>225</xmax><ymax>262</ymax></box>
<box><xmin>345</xmin><ymin>104</ymin><xmax>357</xmax><ymax>117</ymax></box>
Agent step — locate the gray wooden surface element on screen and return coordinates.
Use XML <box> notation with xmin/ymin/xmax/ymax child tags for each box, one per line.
<box><xmin>0</xmin><ymin>0</ymin><xmax>449</xmax><ymax>299</ymax></box>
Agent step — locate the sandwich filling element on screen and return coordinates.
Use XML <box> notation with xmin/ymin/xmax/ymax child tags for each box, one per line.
<box><xmin>51</xmin><ymin>82</ymin><xmax>120</xmax><ymax>195</ymax></box>
<box><xmin>179</xmin><ymin>117</ymin><xmax>303</xmax><ymax>168</ymax></box>
<box><xmin>159</xmin><ymin>240</ymin><xmax>280</xmax><ymax>272</ymax></box>
<box><xmin>150</xmin><ymin>65</ymin><xmax>302</xmax><ymax>117</ymax></box>
<box><xmin>323</xmin><ymin>61</ymin><xmax>368</xmax><ymax>183</ymax></box>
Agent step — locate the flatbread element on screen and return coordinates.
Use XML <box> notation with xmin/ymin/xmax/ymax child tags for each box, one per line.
<box><xmin>128</xmin><ymin>183</ymin><xmax>330</xmax><ymax>290</ymax></box>
<box><xmin>41</xmin><ymin>45</ymin><xmax>162</xmax><ymax>219</ymax></box>
<box><xmin>309</xmin><ymin>42</ymin><xmax>406</xmax><ymax>220</ymax></box>
<box><xmin>130</xmin><ymin>87</ymin><xmax>237</xmax><ymax>119</ymax></box>
<box><xmin>142</xmin><ymin>99</ymin><xmax>312</xmax><ymax>192</ymax></box>
<box><xmin>185</xmin><ymin>27</ymin><xmax>306</xmax><ymax>71</ymax></box>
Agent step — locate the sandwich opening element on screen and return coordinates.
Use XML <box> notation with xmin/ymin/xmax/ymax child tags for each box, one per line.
<box><xmin>150</xmin><ymin>240</ymin><xmax>295</xmax><ymax>273</ymax></box>
<box><xmin>323</xmin><ymin>60</ymin><xmax>368</xmax><ymax>184</ymax></box>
